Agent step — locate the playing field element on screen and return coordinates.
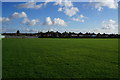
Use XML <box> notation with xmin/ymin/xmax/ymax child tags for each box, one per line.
<box><xmin>2</xmin><ymin>38</ymin><xmax>118</xmax><ymax>78</ymax></box>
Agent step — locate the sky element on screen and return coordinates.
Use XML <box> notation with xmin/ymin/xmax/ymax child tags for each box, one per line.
<box><xmin>0</xmin><ymin>0</ymin><xmax>119</xmax><ymax>34</ymax></box>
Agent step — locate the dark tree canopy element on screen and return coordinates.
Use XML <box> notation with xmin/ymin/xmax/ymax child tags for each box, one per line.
<box><xmin>17</xmin><ymin>30</ymin><xmax>20</xmax><ymax>34</ymax></box>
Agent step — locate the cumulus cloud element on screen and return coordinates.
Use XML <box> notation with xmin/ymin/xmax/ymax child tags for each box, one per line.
<box><xmin>92</xmin><ymin>19</ymin><xmax>118</xmax><ymax>34</ymax></box>
<box><xmin>27</xmin><ymin>19</ymin><xmax>39</xmax><ymax>26</ymax></box>
<box><xmin>9</xmin><ymin>12</ymin><xmax>27</xmax><ymax>19</ymax></box>
<box><xmin>80</xmin><ymin>14</ymin><xmax>85</xmax><ymax>18</ymax></box>
<box><xmin>15</xmin><ymin>2</ymin><xmax>43</xmax><ymax>9</ymax></box>
<box><xmin>71</xmin><ymin>14</ymin><xmax>86</xmax><ymax>22</ymax></box>
<box><xmin>102</xmin><ymin>19</ymin><xmax>118</xmax><ymax>29</ymax></box>
<box><xmin>54</xmin><ymin>0</ymin><xmax>79</xmax><ymax>17</ymax></box>
<box><xmin>63</xmin><ymin>7</ymin><xmax>79</xmax><ymax>17</ymax></box>
<box><xmin>71</xmin><ymin>18</ymin><xmax>84</xmax><ymax>22</ymax></box>
<box><xmin>58</xmin><ymin>8</ymin><xmax>63</xmax><ymax>11</ymax></box>
<box><xmin>0</xmin><ymin>17</ymin><xmax>10</xmax><ymax>22</ymax></box>
<box><xmin>21</xmin><ymin>18</ymin><xmax>39</xmax><ymax>26</ymax></box>
<box><xmin>43</xmin><ymin>17</ymin><xmax>66</xmax><ymax>26</ymax></box>
<box><xmin>21</xmin><ymin>18</ymin><xmax>30</xmax><ymax>24</ymax></box>
<box><xmin>53</xmin><ymin>18</ymin><xmax>67</xmax><ymax>26</ymax></box>
<box><xmin>15</xmin><ymin>1</ymin><xmax>79</xmax><ymax>17</ymax></box>
<box><xmin>0</xmin><ymin>12</ymin><xmax>27</xmax><ymax>23</ymax></box>
<box><xmin>90</xmin><ymin>0</ymin><xmax>118</xmax><ymax>11</ymax></box>
<box><xmin>54</xmin><ymin>0</ymin><xmax>73</xmax><ymax>7</ymax></box>
<box><xmin>43</xmin><ymin>17</ymin><xmax>53</xmax><ymax>25</ymax></box>
<box><xmin>1</xmin><ymin>11</ymin><xmax>39</xmax><ymax>26</ymax></box>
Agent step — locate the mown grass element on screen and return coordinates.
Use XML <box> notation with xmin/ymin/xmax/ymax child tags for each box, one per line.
<box><xmin>2</xmin><ymin>38</ymin><xmax>118</xmax><ymax>78</ymax></box>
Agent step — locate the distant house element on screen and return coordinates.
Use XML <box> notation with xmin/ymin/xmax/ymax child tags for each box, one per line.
<box><xmin>71</xmin><ymin>34</ymin><xmax>78</xmax><ymax>37</ymax></box>
<box><xmin>91</xmin><ymin>35</ymin><xmax>97</xmax><ymax>37</ymax></box>
<box><xmin>0</xmin><ymin>34</ymin><xmax>5</xmax><ymax>38</ymax></box>
<box><xmin>71</xmin><ymin>33</ymin><xmax>78</xmax><ymax>37</ymax></box>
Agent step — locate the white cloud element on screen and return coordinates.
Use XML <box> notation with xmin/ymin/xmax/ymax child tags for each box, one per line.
<box><xmin>90</xmin><ymin>0</ymin><xmax>118</xmax><ymax>11</ymax></box>
<box><xmin>21</xmin><ymin>18</ymin><xmax>39</xmax><ymax>26</ymax></box>
<box><xmin>43</xmin><ymin>17</ymin><xmax>67</xmax><ymax>26</ymax></box>
<box><xmin>15</xmin><ymin>2</ymin><xmax>43</xmax><ymax>9</ymax></box>
<box><xmin>9</xmin><ymin>12</ymin><xmax>27</xmax><ymax>19</ymax></box>
<box><xmin>21</xmin><ymin>18</ymin><xmax>30</xmax><ymax>24</ymax></box>
<box><xmin>0</xmin><ymin>17</ymin><xmax>10</xmax><ymax>22</ymax></box>
<box><xmin>44</xmin><ymin>0</ymin><xmax>56</xmax><ymax>6</ymax></box>
<box><xmin>53</xmin><ymin>18</ymin><xmax>67</xmax><ymax>26</ymax></box>
<box><xmin>1</xmin><ymin>12</ymin><xmax>27</xmax><ymax>23</ymax></box>
<box><xmin>71</xmin><ymin>18</ymin><xmax>84</xmax><ymax>22</ymax></box>
<box><xmin>1</xmin><ymin>12</ymin><xmax>39</xmax><ymax>26</ymax></box>
<box><xmin>28</xmin><ymin>19</ymin><xmax>39</xmax><ymax>26</ymax></box>
<box><xmin>43</xmin><ymin>17</ymin><xmax>53</xmax><ymax>26</ymax></box>
<box><xmin>80</xmin><ymin>14</ymin><xmax>85</xmax><ymax>18</ymax></box>
<box><xmin>92</xmin><ymin>19</ymin><xmax>118</xmax><ymax>34</ymax></box>
<box><xmin>54</xmin><ymin>0</ymin><xmax>79</xmax><ymax>17</ymax></box>
<box><xmin>102</xmin><ymin>19</ymin><xmax>117</xmax><ymax>29</ymax></box>
<box><xmin>71</xmin><ymin>14</ymin><xmax>86</xmax><ymax>22</ymax></box>
<box><xmin>58</xmin><ymin>8</ymin><xmax>63</xmax><ymax>11</ymax></box>
<box><xmin>64</xmin><ymin>7</ymin><xmax>79</xmax><ymax>17</ymax></box>
<box><xmin>54</xmin><ymin>0</ymin><xmax>73</xmax><ymax>7</ymax></box>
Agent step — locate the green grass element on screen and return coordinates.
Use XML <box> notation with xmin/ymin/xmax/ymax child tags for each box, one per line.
<box><xmin>2</xmin><ymin>38</ymin><xmax>118</xmax><ymax>78</ymax></box>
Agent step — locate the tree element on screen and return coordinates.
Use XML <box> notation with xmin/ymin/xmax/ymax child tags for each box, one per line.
<box><xmin>17</xmin><ymin>30</ymin><xmax>20</xmax><ymax>34</ymax></box>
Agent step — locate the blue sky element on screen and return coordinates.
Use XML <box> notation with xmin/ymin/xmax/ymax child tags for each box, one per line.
<box><xmin>1</xmin><ymin>1</ymin><xmax>118</xmax><ymax>33</ymax></box>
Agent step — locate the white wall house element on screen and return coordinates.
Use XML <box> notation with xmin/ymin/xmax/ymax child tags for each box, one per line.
<box><xmin>0</xmin><ymin>34</ymin><xmax>5</xmax><ymax>39</ymax></box>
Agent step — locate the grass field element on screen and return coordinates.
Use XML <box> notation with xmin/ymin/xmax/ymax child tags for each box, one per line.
<box><xmin>2</xmin><ymin>38</ymin><xmax>118</xmax><ymax>78</ymax></box>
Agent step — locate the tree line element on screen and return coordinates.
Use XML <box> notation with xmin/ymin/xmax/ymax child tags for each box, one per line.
<box><xmin>2</xmin><ymin>30</ymin><xmax>120</xmax><ymax>38</ymax></box>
